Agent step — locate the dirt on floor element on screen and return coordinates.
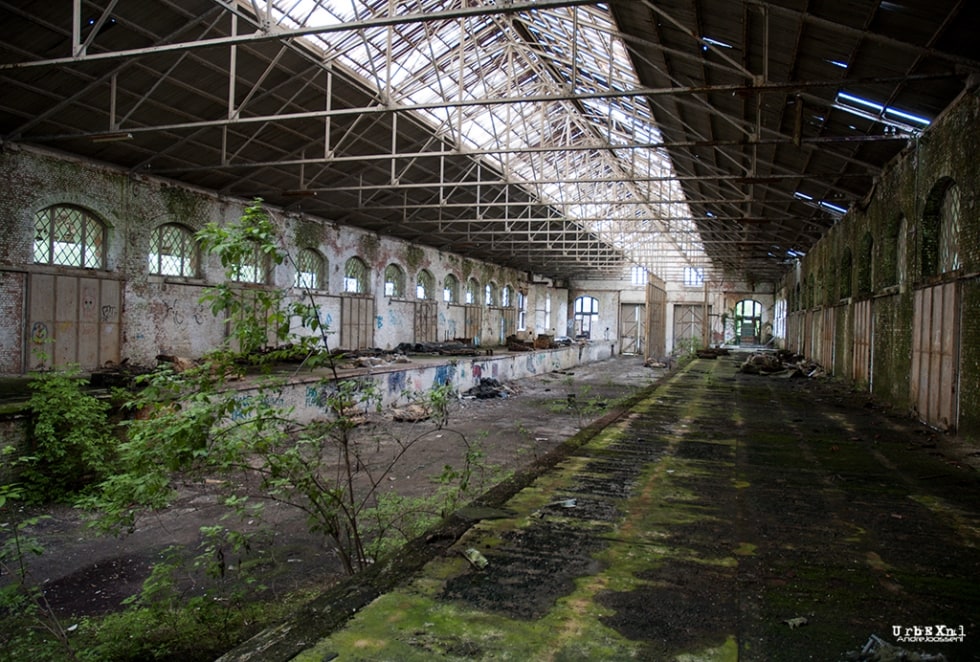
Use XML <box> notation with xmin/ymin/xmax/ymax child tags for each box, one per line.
<box><xmin>3</xmin><ymin>352</ymin><xmax>666</xmax><ymax>619</ymax></box>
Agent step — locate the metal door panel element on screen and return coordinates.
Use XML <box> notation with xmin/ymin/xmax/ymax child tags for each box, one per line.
<box><xmin>911</xmin><ymin>282</ymin><xmax>959</xmax><ymax>430</ymax></box>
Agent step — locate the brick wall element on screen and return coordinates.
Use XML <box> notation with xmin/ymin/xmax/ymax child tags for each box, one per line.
<box><xmin>778</xmin><ymin>89</ymin><xmax>980</xmax><ymax>438</ymax></box>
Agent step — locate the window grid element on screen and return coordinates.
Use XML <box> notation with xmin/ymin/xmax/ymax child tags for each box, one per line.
<box><xmin>232</xmin><ymin>242</ymin><xmax>266</xmax><ymax>284</ymax></box>
<box><xmin>384</xmin><ymin>263</ymin><xmax>405</xmax><ymax>297</ymax></box>
<box><xmin>443</xmin><ymin>274</ymin><xmax>459</xmax><ymax>303</ymax></box>
<box><xmin>416</xmin><ymin>269</ymin><xmax>435</xmax><ymax>300</ymax></box>
<box><xmin>344</xmin><ymin>256</ymin><xmax>369</xmax><ymax>294</ymax></box>
<box><xmin>465</xmin><ymin>278</ymin><xmax>480</xmax><ymax>305</ymax></box>
<box><xmin>149</xmin><ymin>223</ymin><xmax>198</xmax><ymax>277</ymax></box>
<box><xmin>33</xmin><ymin>205</ymin><xmax>105</xmax><ymax>269</ymax></box>
<box><xmin>940</xmin><ymin>184</ymin><xmax>961</xmax><ymax>273</ymax></box>
<box><xmin>295</xmin><ymin>248</ymin><xmax>325</xmax><ymax>289</ymax></box>
<box><xmin>485</xmin><ymin>282</ymin><xmax>497</xmax><ymax>307</ymax></box>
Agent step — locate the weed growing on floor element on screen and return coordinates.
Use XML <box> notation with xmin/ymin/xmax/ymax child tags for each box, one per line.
<box><xmin>17</xmin><ymin>362</ymin><xmax>116</xmax><ymax>503</ymax></box>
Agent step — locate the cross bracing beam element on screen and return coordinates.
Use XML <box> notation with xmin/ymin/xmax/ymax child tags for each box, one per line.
<box><xmin>0</xmin><ymin>0</ymin><xmax>600</xmax><ymax>71</ymax></box>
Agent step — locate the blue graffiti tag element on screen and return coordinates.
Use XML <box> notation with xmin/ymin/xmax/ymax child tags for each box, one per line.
<box><xmin>376</xmin><ymin>315</ymin><xmax>384</xmax><ymax>329</ymax></box>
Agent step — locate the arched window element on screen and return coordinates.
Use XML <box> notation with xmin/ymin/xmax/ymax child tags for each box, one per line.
<box><xmin>897</xmin><ymin>215</ymin><xmax>908</xmax><ymax>288</ymax></box>
<box><xmin>485</xmin><ymin>281</ymin><xmax>497</xmax><ymax>307</ymax></box>
<box><xmin>574</xmin><ymin>295</ymin><xmax>599</xmax><ymax>338</ymax></box>
<box><xmin>839</xmin><ymin>248</ymin><xmax>852</xmax><ymax>300</ymax></box>
<box><xmin>149</xmin><ymin>223</ymin><xmax>198</xmax><ymax>277</ymax></box>
<box><xmin>501</xmin><ymin>284</ymin><xmax>513</xmax><ymax>308</ymax></box>
<box><xmin>416</xmin><ymin>269</ymin><xmax>435</xmax><ymax>300</ymax></box>
<box><xmin>344</xmin><ymin>256</ymin><xmax>369</xmax><ymax>294</ymax></box>
<box><xmin>231</xmin><ymin>241</ymin><xmax>267</xmax><ymax>283</ymax></box>
<box><xmin>384</xmin><ymin>263</ymin><xmax>405</xmax><ymax>297</ymax></box>
<box><xmin>465</xmin><ymin>278</ymin><xmax>480</xmax><ymax>305</ymax></box>
<box><xmin>857</xmin><ymin>233</ymin><xmax>874</xmax><ymax>296</ymax></box>
<box><xmin>734</xmin><ymin>299</ymin><xmax>763</xmax><ymax>344</ymax></box>
<box><xmin>33</xmin><ymin>205</ymin><xmax>106</xmax><ymax>268</ymax></box>
<box><xmin>939</xmin><ymin>183</ymin><xmax>961</xmax><ymax>273</ymax></box>
<box><xmin>295</xmin><ymin>248</ymin><xmax>326</xmax><ymax>290</ymax></box>
<box><xmin>922</xmin><ymin>178</ymin><xmax>960</xmax><ymax>278</ymax></box>
<box><xmin>443</xmin><ymin>273</ymin><xmax>459</xmax><ymax>303</ymax></box>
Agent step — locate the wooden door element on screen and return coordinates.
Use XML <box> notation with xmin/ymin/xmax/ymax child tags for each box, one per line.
<box><xmin>673</xmin><ymin>304</ymin><xmax>707</xmax><ymax>352</ymax></box>
<box><xmin>620</xmin><ymin>303</ymin><xmax>644</xmax><ymax>354</ymax></box>
<box><xmin>414</xmin><ymin>301</ymin><xmax>438</xmax><ymax>343</ymax></box>
<box><xmin>341</xmin><ymin>296</ymin><xmax>374</xmax><ymax>350</ymax></box>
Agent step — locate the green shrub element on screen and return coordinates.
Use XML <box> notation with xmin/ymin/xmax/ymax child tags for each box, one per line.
<box><xmin>21</xmin><ymin>366</ymin><xmax>116</xmax><ymax>502</ymax></box>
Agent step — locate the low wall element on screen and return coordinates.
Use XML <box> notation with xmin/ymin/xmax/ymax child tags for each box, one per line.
<box><xmin>270</xmin><ymin>341</ymin><xmax>616</xmax><ymax>422</ymax></box>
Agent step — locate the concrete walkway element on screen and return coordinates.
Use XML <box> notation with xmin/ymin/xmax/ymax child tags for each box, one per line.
<box><xmin>225</xmin><ymin>355</ymin><xmax>980</xmax><ymax>661</ymax></box>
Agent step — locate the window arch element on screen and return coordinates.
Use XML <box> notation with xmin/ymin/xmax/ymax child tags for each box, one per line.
<box><xmin>857</xmin><ymin>233</ymin><xmax>874</xmax><ymax>296</ymax></box>
<box><xmin>922</xmin><ymin>178</ymin><xmax>960</xmax><ymax>278</ymax></box>
<box><xmin>484</xmin><ymin>281</ymin><xmax>497</xmax><ymax>307</ymax></box>
<box><xmin>574</xmin><ymin>295</ymin><xmax>599</xmax><ymax>338</ymax></box>
<box><xmin>229</xmin><ymin>241</ymin><xmax>268</xmax><ymax>284</ymax></box>
<box><xmin>344</xmin><ymin>256</ymin><xmax>369</xmax><ymax>294</ymax></box>
<box><xmin>501</xmin><ymin>284</ymin><xmax>514</xmax><ymax>308</ymax></box>
<box><xmin>295</xmin><ymin>248</ymin><xmax>326</xmax><ymax>290</ymax></box>
<box><xmin>839</xmin><ymin>247</ymin><xmax>852</xmax><ymax>300</ymax></box>
<box><xmin>33</xmin><ymin>205</ymin><xmax>106</xmax><ymax>269</ymax></box>
<box><xmin>734</xmin><ymin>299</ymin><xmax>763</xmax><ymax>344</ymax></box>
<box><xmin>443</xmin><ymin>273</ymin><xmax>459</xmax><ymax>303</ymax></box>
<box><xmin>384</xmin><ymin>263</ymin><xmax>406</xmax><ymax>297</ymax></box>
<box><xmin>939</xmin><ymin>183</ymin><xmax>961</xmax><ymax>273</ymax></box>
<box><xmin>416</xmin><ymin>269</ymin><xmax>435</xmax><ymax>300</ymax></box>
<box><xmin>149</xmin><ymin>223</ymin><xmax>198</xmax><ymax>277</ymax></box>
<box><xmin>465</xmin><ymin>278</ymin><xmax>480</xmax><ymax>305</ymax></box>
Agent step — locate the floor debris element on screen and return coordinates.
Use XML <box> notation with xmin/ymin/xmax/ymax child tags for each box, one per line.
<box><xmin>843</xmin><ymin>634</ymin><xmax>948</xmax><ymax>662</ymax></box>
<box><xmin>783</xmin><ymin>616</ymin><xmax>809</xmax><ymax>629</ymax></box>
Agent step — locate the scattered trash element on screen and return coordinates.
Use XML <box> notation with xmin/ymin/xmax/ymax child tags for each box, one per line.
<box><xmin>783</xmin><ymin>616</ymin><xmax>809</xmax><ymax>629</ymax></box>
<box><xmin>462</xmin><ymin>548</ymin><xmax>489</xmax><ymax>569</ymax></box>
<box><xmin>549</xmin><ymin>498</ymin><xmax>577</xmax><ymax>508</ymax></box>
<box><xmin>842</xmin><ymin>634</ymin><xmax>947</xmax><ymax>661</ymax></box>
<box><xmin>463</xmin><ymin>377</ymin><xmax>511</xmax><ymax>399</ymax></box>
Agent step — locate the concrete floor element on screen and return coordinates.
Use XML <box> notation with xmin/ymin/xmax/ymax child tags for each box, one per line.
<box><xmin>222</xmin><ymin>353</ymin><xmax>980</xmax><ymax>662</ymax></box>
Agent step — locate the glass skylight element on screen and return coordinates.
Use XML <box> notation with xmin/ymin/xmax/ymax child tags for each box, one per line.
<box><xmin>264</xmin><ymin>0</ymin><xmax>706</xmax><ymax>280</ymax></box>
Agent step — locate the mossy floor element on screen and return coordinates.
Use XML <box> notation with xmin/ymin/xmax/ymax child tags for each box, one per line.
<box><xmin>290</xmin><ymin>356</ymin><xmax>980</xmax><ymax>661</ymax></box>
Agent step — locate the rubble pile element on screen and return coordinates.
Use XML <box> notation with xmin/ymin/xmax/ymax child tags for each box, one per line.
<box><xmin>394</xmin><ymin>341</ymin><xmax>480</xmax><ymax>356</ymax></box>
<box><xmin>739</xmin><ymin>350</ymin><xmax>826</xmax><ymax>378</ymax></box>
<box><xmin>463</xmin><ymin>377</ymin><xmax>512</xmax><ymax>399</ymax></box>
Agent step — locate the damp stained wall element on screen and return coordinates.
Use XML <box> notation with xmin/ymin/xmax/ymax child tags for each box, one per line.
<box><xmin>777</xmin><ymin>89</ymin><xmax>980</xmax><ymax>438</ymax></box>
<box><xmin>0</xmin><ymin>145</ymin><xmax>560</xmax><ymax>374</ymax></box>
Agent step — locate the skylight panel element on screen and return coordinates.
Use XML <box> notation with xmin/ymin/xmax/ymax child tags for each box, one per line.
<box><xmin>835</xmin><ymin>90</ymin><xmax>931</xmax><ymax>131</ymax></box>
<box><xmin>265</xmin><ymin>0</ymin><xmax>704</xmax><ymax>280</ymax></box>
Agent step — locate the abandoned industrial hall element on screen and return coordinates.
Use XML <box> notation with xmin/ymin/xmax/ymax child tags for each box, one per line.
<box><xmin>1</xmin><ymin>1</ymin><xmax>979</xmax><ymax>661</ymax></box>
